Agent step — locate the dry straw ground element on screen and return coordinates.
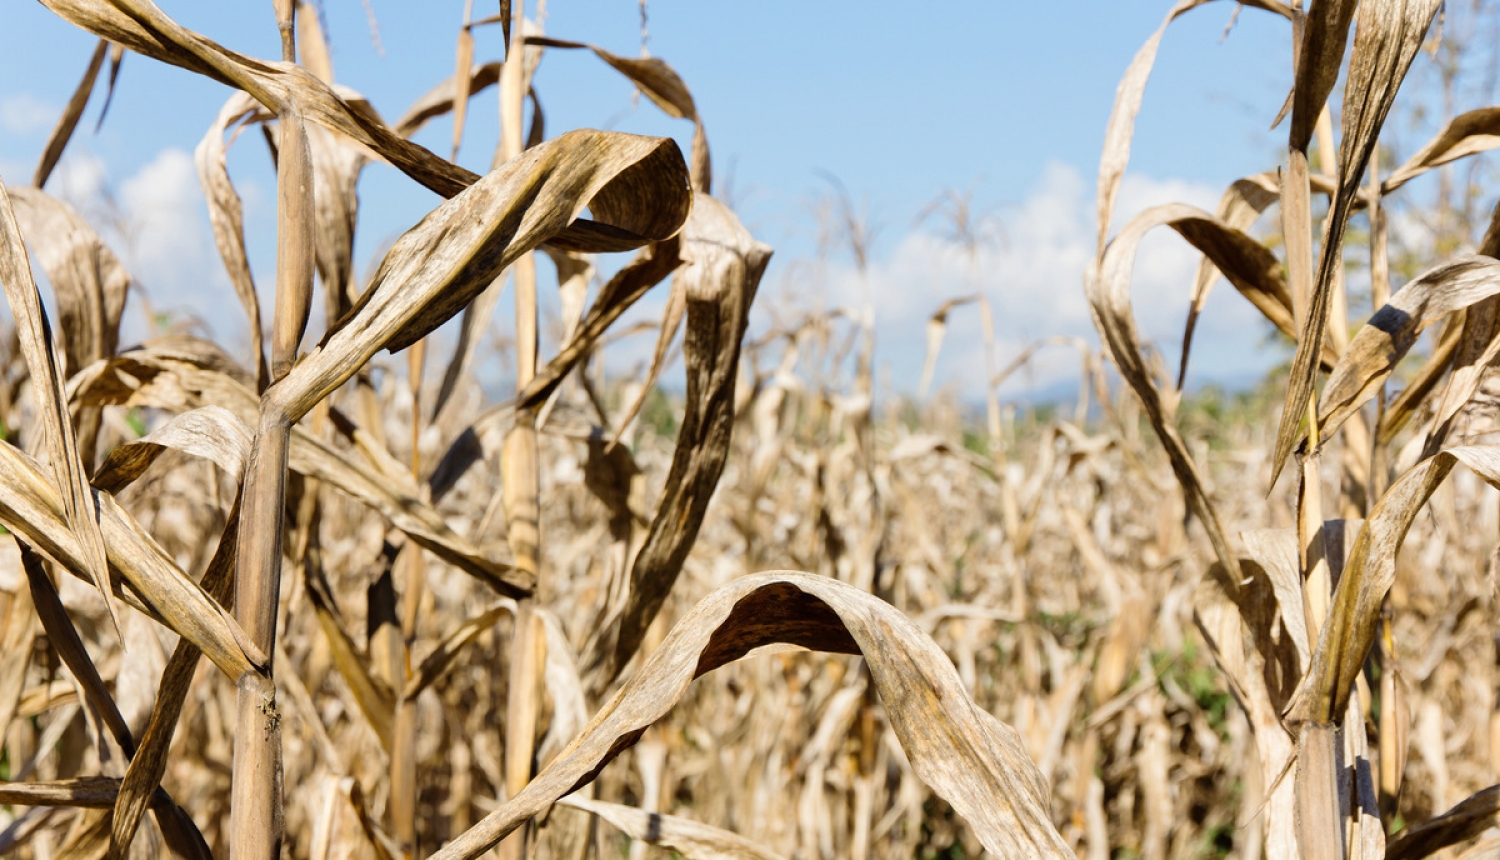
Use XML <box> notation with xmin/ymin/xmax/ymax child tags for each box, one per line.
<box><xmin>6</xmin><ymin>1</ymin><xmax>1500</xmax><ymax>858</ymax></box>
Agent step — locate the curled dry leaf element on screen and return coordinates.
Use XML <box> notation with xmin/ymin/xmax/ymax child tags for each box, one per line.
<box><xmin>268</xmin><ymin>128</ymin><xmax>692</xmax><ymax>424</ymax></box>
<box><xmin>197</xmin><ymin>91</ymin><xmax>271</xmax><ymax>388</ymax></box>
<box><xmin>18</xmin><ymin>546</ymin><xmax>213</xmax><ymax>859</ymax></box>
<box><xmin>42</xmin><ymin>0</ymin><xmax>674</xmax><ymax>255</ymax></box>
<box><xmin>918</xmin><ymin>294</ymin><xmax>980</xmax><ymax>398</ymax></box>
<box><xmin>110</xmin><ymin>499</ymin><xmax>238</xmax><ymax>857</ymax></box>
<box><xmin>561</xmin><ymin>796</ymin><xmax>789</xmax><ymax>860</ymax></box>
<box><xmin>1312</xmin><ymin>256</ymin><xmax>1500</xmax><ymax>451</ymax></box>
<box><xmin>530</xmin><ymin>35</ymin><xmax>712</xmax><ymax>193</ymax></box>
<box><xmin>583</xmin><ymin>195</ymin><xmax>771</xmax><ymax>691</ymax></box>
<box><xmin>70</xmin><ymin>347</ymin><xmax>531</xmax><ymax>596</ymax></box>
<box><xmin>432</xmin><ymin>571</ymin><xmax>1070</xmax><ymax>860</ymax></box>
<box><xmin>1290</xmin><ymin>446</ymin><xmax>1500</xmax><ymax>724</ymax></box>
<box><xmin>7</xmin><ymin>183</ymin><xmax>131</xmax><ymax>463</ymax></box>
<box><xmin>1095</xmin><ymin>0</ymin><xmax>1292</xmax><ymax>254</ymax></box>
<box><xmin>33</xmin><ymin>39</ymin><xmax>108</xmax><ymax>190</ymax></box>
<box><xmin>1386</xmin><ymin>784</ymin><xmax>1500</xmax><ymax>860</ymax></box>
<box><xmin>0</xmin><ymin>179</ymin><xmax>118</xmax><ymax>636</ymax></box>
<box><xmin>515</xmin><ymin>238</ymin><xmax>683</xmax><ymax>413</ymax></box>
<box><xmin>93</xmin><ymin>405</ymin><xmax>251</xmax><ymax>494</ymax></box>
<box><xmin>1089</xmin><ymin>202</ymin><xmax>1297</xmax><ymax>576</ymax></box>
<box><xmin>0</xmin><ymin>438</ymin><xmax>261</xmax><ymax>681</ymax></box>
<box><xmin>6</xmin><ymin>186</ymin><xmax>129</xmax><ymax>385</ymax></box>
<box><xmin>1384</xmin><ymin>106</ymin><xmax>1500</xmax><ymax>191</ymax></box>
<box><xmin>1271</xmin><ymin>0</ymin><xmax>1443</xmax><ymax>484</ymax></box>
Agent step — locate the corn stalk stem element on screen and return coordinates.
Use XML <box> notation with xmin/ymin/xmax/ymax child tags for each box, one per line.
<box><xmin>230</xmin><ymin>410</ymin><xmax>291</xmax><ymax>860</ymax></box>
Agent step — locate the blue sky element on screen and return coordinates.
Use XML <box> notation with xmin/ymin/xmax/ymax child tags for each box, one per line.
<box><xmin>0</xmin><ymin>1</ymin><xmax>1308</xmax><ymax>398</ymax></box>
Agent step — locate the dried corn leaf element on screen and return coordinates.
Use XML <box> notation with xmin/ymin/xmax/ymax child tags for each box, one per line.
<box><xmin>393</xmin><ymin>62</ymin><xmax>501</xmax><ymax>139</ymax></box>
<box><xmin>111</xmin><ymin>499</ymin><xmax>237</xmax><ymax>857</ymax></box>
<box><xmin>269</xmin><ymin>128</ymin><xmax>690</xmax><ymax>423</ymax></box>
<box><xmin>405</xmin><ymin>600</ymin><xmax>515</xmax><ymax>700</ymax></box>
<box><xmin>93</xmin><ymin>405</ymin><xmax>250</xmax><ymax>493</ymax></box>
<box><xmin>1090</xmin><ymin>203</ymin><xmax>1293</xmax><ymax>575</ymax></box>
<box><xmin>33</xmin><ymin>39</ymin><xmax>108</xmax><ymax>190</ymax></box>
<box><xmin>0</xmin><ymin>438</ymin><xmax>261</xmax><ymax>681</ymax></box>
<box><xmin>1387</xmin><ymin>785</ymin><xmax>1500</xmax><ymax>860</ymax></box>
<box><xmin>0</xmin><ymin>565</ymin><xmax>37</xmax><ymax>759</ymax></box>
<box><xmin>1290</xmin><ymin>446</ymin><xmax>1500</xmax><ymax>723</ymax></box>
<box><xmin>515</xmin><ymin>237</ymin><xmax>682</xmax><ymax>411</ymax></box>
<box><xmin>1095</xmin><ymin>0</ymin><xmax>1292</xmax><ymax>254</ymax></box>
<box><xmin>584</xmin><ymin>196</ymin><xmax>770</xmax><ymax>690</ymax></box>
<box><xmin>303</xmin><ymin>550</ymin><xmax>396</xmax><ymax>750</ymax></box>
<box><xmin>19</xmin><ymin>546</ymin><xmax>211</xmax><ymax>859</ymax></box>
<box><xmin>197</xmin><ymin>92</ymin><xmax>271</xmax><ymax>388</ymax></box>
<box><xmin>1193</xmin><ymin>558</ymin><xmax>1299</xmax><ymax>860</ymax></box>
<box><xmin>1311</xmin><ymin>256</ymin><xmax>1500</xmax><ymax>450</ymax></box>
<box><xmin>1287</xmin><ymin>0</ymin><xmax>1359</xmax><ymax>155</ymax></box>
<box><xmin>1379</xmin><ymin>317</ymin><xmax>1463</xmax><ymax>445</ymax></box>
<box><xmin>7</xmin><ymin>186</ymin><xmax>130</xmax><ymax>384</ymax></box>
<box><xmin>919</xmin><ymin>295</ymin><xmax>980</xmax><ymax>398</ymax></box>
<box><xmin>561</xmin><ymin>796</ymin><xmax>788</xmax><ymax>860</ymax></box>
<box><xmin>1420</xmin><ymin>216</ymin><xmax>1500</xmax><ymax>454</ymax></box>
<box><xmin>1272</xmin><ymin>0</ymin><xmax>1443</xmax><ymax>483</ymax></box>
<box><xmin>0</xmin><ymin>178</ymin><xmax>118</xmax><ymax>636</ymax></box>
<box><xmin>608</xmin><ymin>279</ymin><xmax>686</xmax><ymax>447</ymax></box>
<box><xmin>70</xmin><ymin>348</ymin><xmax>531</xmax><ymax>595</ymax></box>
<box><xmin>432</xmin><ymin>572</ymin><xmax>1070</xmax><ymax>860</ymax></box>
<box><xmin>46</xmin><ymin>0</ymin><xmax>669</xmax><ymax>262</ymax></box>
<box><xmin>1384</xmin><ymin>107</ymin><xmax>1500</xmax><ymax>190</ymax></box>
<box><xmin>530</xmin><ymin>35</ymin><xmax>711</xmax><ymax>192</ymax></box>
<box><xmin>1179</xmin><ymin>177</ymin><xmax>1279</xmax><ymax>386</ymax></box>
<box><xmin>0</xmin><ymin>777</ymin><xmax>159</xmax><ymax>808</ymax></box>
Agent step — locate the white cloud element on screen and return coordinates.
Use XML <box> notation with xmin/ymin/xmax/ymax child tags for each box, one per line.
<box><xmin>118</xmin><ymin>148</ymin><xmax>224</xmax><ymax>315</ymax></box>
<box><xmin>0</xmin><ymin>94</ymin><xmax>55</xmax><ymax>135</ymax></box>
<box><xmin>780</xmin><ymin>162</ymin><xmax>1281</xmax><ymax>395</ymax></box>
<box><xmin>39</xmin><ymin>147</ymin><xmax>241</xmax><ymax>345</ymax></box>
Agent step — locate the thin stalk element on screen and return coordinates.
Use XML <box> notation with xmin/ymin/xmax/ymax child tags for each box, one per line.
<box><xmin>390</xmin><ymin>337</ymin><xmax>428</xmax><ymax>854</ymax></box>
<box><xmin>499</xmin><ymin>4</ymin><xmax>542</xmax><ymax>858</ymax></box>
<box><xmin>231</xmin><ymin>97</ymin><xmax>313</xmax><ymax>860</ymax></box>
<box><xmin>230</xmin><ymin>410</ymin><xmax>291</xmax><ymax>860</ymax></box>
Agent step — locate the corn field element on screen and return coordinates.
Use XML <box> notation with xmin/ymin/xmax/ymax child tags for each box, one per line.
<box><xmin>6</xmin><ymin>1</ymin><xmax>1500</xmax><ymax>858</ymax></box>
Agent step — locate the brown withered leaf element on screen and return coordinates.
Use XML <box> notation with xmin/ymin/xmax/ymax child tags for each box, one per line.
<box><xmin>267</xmin><ymin>128</ymin><xmax>691</xmax><ymax>424</ymax></box>
<box><xmin>1089</xmin><ymin>202</ymin><xmax>1296</xmax><ymax>576</ymax></box>
<box><xmin>529</xmin><ymin>35</ymin><xmax>712</xmax><ymax>192</ymax></box>
<box><xmin>561</xmin><ymin>796</ymin><xmax>789</xmax><ymax>860</ymax></box>
<box><xmin>93</xmin><ymin>406</ymin><xmax>250</xmax><ymax>493</ymax></box>
<box><xmin>42</xmin><ymin>0</ymin><xmax>674</xmax><ymax>256</ymax></box>
<box><xmin>1095</xmin><ymin>0</ymin><xmax>1292</xmax><ymax>254</ymax></box>
<box><xmin>1312</xmin><ymin>256</ymin><xmax>1500</xmax><ymax>451</ymax></box>
<box><xmin>0</xmin><ymin>178</ymin><xmax>118</xmax><ymax>638</ymax></box>
<box><xmin>431</xmin><ymin>572</ymin><xmax>1070</xmax><ymax>860</ymax></box>
<box><xmin>1383</xmin><ymin>107</ymin><xmax>1500</xmax><ymax>191</ymax></box>
<box><xmin>583</xmin><ymin>195</ymin><xmax>770</xmax><ymax>692</ymax></box>
<box><xmin>1386</xmin><ymin>785</ymin><xmax>1500</xmax><ymax>860</ymax></box>
<box><xmin>1289</xmin><ymin>446</ymin><xmax>1500</xmax><ymax>724</ymax></box>
<box><xmin>18</xmin><ymin>546</ymin><xmax>212</xmax><ymax>860</ymax></box>
<box><xmin>70</xmin><ymin>348</ymin><xmax>531</xmax><ymax>596</ymax></box>
<box><xmin>33</xmin><ymin>39</ymin><xmax>108</xmax><ymax>190</ymax></box>
<box><xmin>6</xmin><ymin>186</ymin><xmax>130</xmax><ymax>383</ymax></box>
<box><xmin>0</xmin><ymin>438</ymin><xmax>261</xmax><ymax>682</ymax></box>
<box><xmin>1272</xmin><ymin>0</ymin><xmax>1443</xmax><ymax>484</ymax></box>
<box><xmin>196</xmin><ymin>91</ymin><xmax>271</xmax><ymax>388</ymax></box>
